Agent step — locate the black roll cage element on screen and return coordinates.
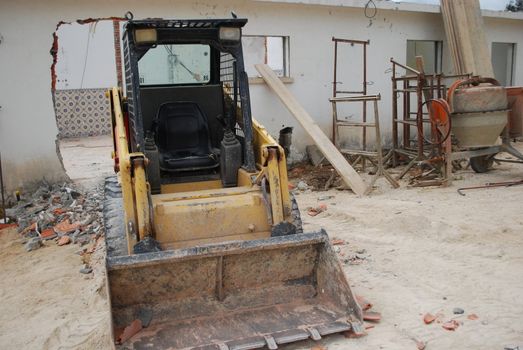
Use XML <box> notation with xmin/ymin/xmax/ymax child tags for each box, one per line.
<box><xmin>122</xmin><ymin>18</ymin><xmax>256</xmax><ymax>172</ymax></box>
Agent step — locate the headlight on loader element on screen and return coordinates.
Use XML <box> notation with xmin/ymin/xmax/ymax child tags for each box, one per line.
<box><xmin>219</xmin><ymin>27</ymin><xmax>241</xmax><ymax>42</ymax></box>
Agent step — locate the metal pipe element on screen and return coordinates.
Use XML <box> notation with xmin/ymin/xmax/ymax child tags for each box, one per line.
<box><xmin>332</xmin><ymin>37</ymin><xmax>370</xmax><ymax>45</ymax></box>
<box><xmin>457</xmin><ymin>180</ymin><xmax>523</xmax><ymax>196</ymax></box>
<box><xmin>392</xmin><ymin>60</ymin><xmax>398</xmax><ymax>166</ymax></box>
<box><xmin>363</xmin><ymin>42</ymin><xmax>367</xmax><ymax>157</ymax></box>
<box><xmin>390</xmin><ymin>58</ymin><xmax>420</xmax><ymax>75</ymax></box>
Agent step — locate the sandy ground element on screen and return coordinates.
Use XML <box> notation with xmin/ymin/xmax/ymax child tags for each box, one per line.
<box><xmin>0</xmin><ymin>134</ymin><xmax>521</xmax><ymax>349</ymax></box>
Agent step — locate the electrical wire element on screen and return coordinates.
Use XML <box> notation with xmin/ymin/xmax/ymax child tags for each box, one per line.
<box><xmin>365</xmin><ymin>0</ymin><xmax>377</xmax><ymax>19</ymax></box>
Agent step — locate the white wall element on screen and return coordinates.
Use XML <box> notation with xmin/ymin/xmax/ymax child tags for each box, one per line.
<box><xmin>55</xmin><ymin>21</ymin><xmax>117</xmax><ymax>90</ymax></box>
<box><xmin>0</xmin><ymin>0</ymin><xmax>522</xmax><ymax>190</ymax></box>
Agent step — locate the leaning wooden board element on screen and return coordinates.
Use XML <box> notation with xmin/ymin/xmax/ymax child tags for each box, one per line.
<box><xmin>440</xmin><ymin>0</ymin><xmax>494</xmax><ymax>77</ymax></box>
<box><xmin>255</xmin><ymin>64</ymin><xmax>367</xmax><ymax>196</ymax></box>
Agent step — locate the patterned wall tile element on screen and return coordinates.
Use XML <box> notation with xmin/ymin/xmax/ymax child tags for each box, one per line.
<box><xmin>54</xmin><ymin>88</ymin><xmax>112</xmax><ymax>138</ymax></box>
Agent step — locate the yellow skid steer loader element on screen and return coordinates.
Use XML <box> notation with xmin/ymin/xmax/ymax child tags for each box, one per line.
<box><xmin>104</xmin><ymin>17</ymin><xmax>363</xmax><ymax>349</ymax></box>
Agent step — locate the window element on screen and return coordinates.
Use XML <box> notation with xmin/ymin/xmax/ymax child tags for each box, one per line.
<box><xmin>406</xmin><ymin>40</ymin><xmax>443</xmax><ymax>74</ymax></box>
<box><xmin>491</xmin><ymin>42</ymin><xmax>516</xmax><ymax>86</ymax></box>
<box><xmin>242</xmin><ymin>36</ymin><xmax>290</xmax><ymax>78</ymax></box>
<box><xmin>138</xmin><ymin>44</ymin><xmax>211</xmax><ymax>85</ymax></box>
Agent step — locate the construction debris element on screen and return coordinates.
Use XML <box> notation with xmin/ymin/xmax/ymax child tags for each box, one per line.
<box><xmin>453</xmin><ymin>307</ymin><xmax>465</xmax><ymax>315</ymax></box>
<box><xmin>4</xmin><ymin>181</ymin><xmax>104</xmax><ymax>268</ymax></box>
<box><xmin>423</xmin><ymin>313</ymin><xmax>437</xmax><ymax>325</ymax></box>
<box><xmin>442</xmin><ymin>319</ymin><xmax>460</xmax><ymax>331</ymax></box>
<box><xmin>116</xmin><ymin>319</ymin><xmax>143</xmax><ymax>345</ymax></box>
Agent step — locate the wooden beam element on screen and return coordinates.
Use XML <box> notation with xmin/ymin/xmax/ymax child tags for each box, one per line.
<box><xmin>440</xmin><ymin>0</ymin><xmax>494</xmax><ymax>77</ymax></box>
<box><xmin>255</xmin><ymin>64</ymin><xmax>367</xmax><ymax>196</ymax></box>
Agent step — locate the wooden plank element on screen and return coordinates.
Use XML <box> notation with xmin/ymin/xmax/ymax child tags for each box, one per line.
<box><xmin>440</xmin><ymin>0</ymin><xmax>494</xmax><ymax>77</ymax></box>
<box><xmin>255</xmin><ymin>64</ymin><xmax>367</xmax><ymax>196</ymax></box>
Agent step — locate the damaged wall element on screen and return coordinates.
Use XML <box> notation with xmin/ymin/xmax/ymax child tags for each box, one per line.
<box><xmin>1</xmin><ymin>0</ymin><xmax>522</xmax><ymax>191</ymax></box>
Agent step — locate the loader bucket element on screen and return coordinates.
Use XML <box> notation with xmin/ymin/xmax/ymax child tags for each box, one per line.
<box><xmin>106</xmin><ymin>230</ymin><xmax>363</xmax><ymax>349</ymax></box>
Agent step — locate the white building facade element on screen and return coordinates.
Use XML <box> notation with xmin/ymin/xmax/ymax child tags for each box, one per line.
<box><xmin>0</xmin><ymin>0</ymin><xmax>522</xmax><ymax>190</ymax></box>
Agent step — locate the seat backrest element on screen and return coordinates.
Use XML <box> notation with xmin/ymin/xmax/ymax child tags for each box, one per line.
<box><xmin>155</xmin><ymin>102</ymin><xmax>212</xmax><ymax>158</ymax></box>
<box><xmin>140</xmin><ymin>85</ymin><xmax>225</xmax><ymax>149</ymax></box>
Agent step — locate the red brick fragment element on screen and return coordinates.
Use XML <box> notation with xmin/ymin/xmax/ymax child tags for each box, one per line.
<box><xmin>40</xmin><ymin>228</ymin><xmax>56</xmax><ymax>239</ymax></box>
<box><xmin>53</xmin><ymin>208</ymin><xmax>66</xmax><ymax>215</ymax></box>
<box><xmin>57</xmin><ymin>236</ymin><xmax>71</xmax><ymax>246</ymax></box>
<box><xmin>363</xmin><ymin>311</ymin><xmax>382</xmax><ymax>322</ymax></box>
<box><xmin>331</xmin><ymin>238</ymin><xmax>346</xmax><ymax>246</ymax></box>
<box><xmin>0</xmin><ymin>223</ymin><xmax>17</xmax><ymax>231</ymax></box>
<box><xmin>467</xmin><ymin>313</ymin><xmax>479</xmax><ymax>320</ymax></box>
<box><xmin>423</xmin><ymin>313</ymin><xmax>437</xmax><ymax>324</ymax></box>
<box><xmin>54</xmin><ymin>220</ymin><xmax>80</xmax><ymax>234</ymax></box>
<box><xmin>442</xmin><ymin>320</ymin><xmax>459</xmax><ymax>331</ymax></box>
<box><xmin>116</xmin><ymin>319</ymin><xmax>142</xmax><ymax>344</ymax></box>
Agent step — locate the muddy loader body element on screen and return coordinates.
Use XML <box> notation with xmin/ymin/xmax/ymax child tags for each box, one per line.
<box><xmin>105</xmin><ymin>17</ymin><xmax>362</xmax><ymax>349</ymax></box>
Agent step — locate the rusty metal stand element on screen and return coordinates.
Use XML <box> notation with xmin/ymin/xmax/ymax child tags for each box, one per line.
<box><xmin>390</xmin><ymin>58</ymin><xmax>471</xmax><ymax>184</ymax></box>
<box><xmin>330</xmin><ymin>95</ymin><xmax>399</xmax><ymax>193</ymax></box>
<box><xmin>332</xmin><ymin>37</ymin><xmax>370</xmax><ymax>170</ymax></box>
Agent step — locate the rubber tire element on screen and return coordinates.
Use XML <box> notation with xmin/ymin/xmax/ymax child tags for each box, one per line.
<box><xmin>470</xmin><ymin>155</ymin><xmax>494</xmax><ymax>173</ymax></box>
<box><xmin>290</xmin><ymin>194</ymin><xmax>303</xmax><ymax>234</ymax></box>
<box><xmin>103</xmin><ymin>176</ymin><xmax>127</xmax><ymax>257</ymax></box>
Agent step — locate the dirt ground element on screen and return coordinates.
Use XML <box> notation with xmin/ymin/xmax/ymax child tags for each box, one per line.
<box><xmin>0</xmin><ymin>135</ymin><xmax>522</xmax><ymax>349</ymax></box>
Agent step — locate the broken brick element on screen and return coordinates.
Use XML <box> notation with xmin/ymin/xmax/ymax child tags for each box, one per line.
<box><xmin>363</xmin><ymin>311</ymin><xmax>382</xmax><ymax>322</ymax></box>
<box><xmin>364</xmin><ymin>323</ymin><xmax>375</xmax><ymax>330</ymax></box>
<box><xmin>0</xmin><ymin>223</ymin><xmax>18</xmax><ymax>231</ymax></box>
<box><xmin>467</xmin><ymin>313</ymin><xmax>479</xmax><ymax>320</ymax></box>
<box><xmin>53</xmin><ymin>208</ymin><xmax>66</xmax><ymax>215</ymax></box>
<box><xmin>331</xmin><ymin>238</ymin><xmax>346</xmax><ymax>246</ymax></box>
<box><xmin>117</xmin><ymin>319</ymin><xmax>143</xmax><ymax>344</ymax></box>
<box><xmin>57</xmin><ymin>235</ymin><xmax>71</xmax><ymax>246</ymax></box>
<box><xmin>311</xmin><ymin>346</ymin><xmax>327</xmax><ymax>350</ymax></box>
<box><xmin>40</xmin><ymin>228</ymin><xmax>57</xmax><ymax>240</ymax></box>
<box><xmin>22</xmin><ymin>222</ymin><xmax>37</xmax><ymax>234</ymax></box>
<box><xmin>54</xmin><ymin>220</ymin><xmax>80</xmax><ymax>234</ymax></box>
<box><xmin>442</xmin><ymin>320</ymin><xmax>459</xmax><ymax>331</ymax></box>
<box><xmin>423</xmin><ymin>313</ymin><xmax>437</xmax><ymax>324</ymax></box>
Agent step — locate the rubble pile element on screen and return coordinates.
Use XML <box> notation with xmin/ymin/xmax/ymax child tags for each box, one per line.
<box><xmin>5</xmin><ymin>181</ymin><xmax>105</xmax><ymax>271</ymax></box>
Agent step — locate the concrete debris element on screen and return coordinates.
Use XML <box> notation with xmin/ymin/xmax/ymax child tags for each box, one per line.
<box><xmin>137</xmin><ymin>308</ymin><xmax>153</xmax><ymax>328</ymax></box>
<box><xmin>453</xmin><ymin>307</ymin><xmax>465</xmax><ymax>315</ymax></box>
<box><xmin>297</xmin><ymin>181</ymin><xmax>309</xmax><ymax>191</ymax></box>
<box><xmin>25</xmin><ymin>237</ymin><xmax>42</xmax><ymax>252</ymax></box>
<box><xmin>80</xmin><ymin>266</ymin><xmax>93</xmax><ymax>274</ymax></box>
<box><xmin>4</xmin><ymin>181</ymin><xmax>105</xmax><ymax>262</ymax></box>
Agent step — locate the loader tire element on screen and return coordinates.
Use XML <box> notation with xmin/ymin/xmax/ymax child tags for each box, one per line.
<box><xmin>290</xmin><ymin>194</ymin><xmax>303</xmax><ymax>234</ymax></box>
<box><xmin>470</xmin><ymin>155</ymin><xmax>494</xmax><ymax>173</ymax></box>
<box><xmin>103</xmin><ymin>176</ymin><xmax>127</xmax><ymax>257</ymax></box>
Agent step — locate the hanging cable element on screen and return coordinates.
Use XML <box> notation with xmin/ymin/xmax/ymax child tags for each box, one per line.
<box><xmin>364</xmin><ymin>0</ymin><xmax>377</xmax><ymax>19</ymax></box>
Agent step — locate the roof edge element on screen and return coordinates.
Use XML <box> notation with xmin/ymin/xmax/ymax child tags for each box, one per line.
<box><xmin>254</xmin><ymin>0</ymin><xmax>523</xmax><ymax>20</ymax></box>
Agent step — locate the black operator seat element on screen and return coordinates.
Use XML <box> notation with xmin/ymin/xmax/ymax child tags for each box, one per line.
<box><xmin>155</xmin><ymin>102</ymin><xmax>219</xmax><ymax>172</ymax></box>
